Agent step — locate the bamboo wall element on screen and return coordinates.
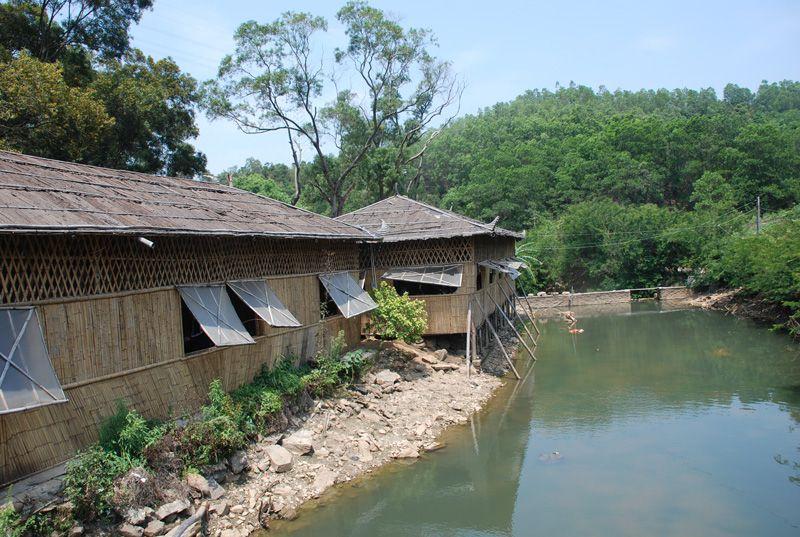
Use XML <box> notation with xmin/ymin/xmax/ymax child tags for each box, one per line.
<box><xmin>0</xmin><ymin>235</ymin><xmax>364</xmax><ymax>485</ymax></box>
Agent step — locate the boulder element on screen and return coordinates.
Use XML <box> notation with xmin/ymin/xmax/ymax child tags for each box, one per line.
<box><xmin>143</xmin><ymin>519</ymin><xmax>165</xmax><ymax>537</ymax></box>
<box><xmin>311</xmin><ymin>468</ymin><xmax>337</xmax><ymax>494</ymax></box>
<box><xmin>118</xmin><ymin>523</ymin><xmax>144</xmax><ymax>537</ymax></box>
<box><xmin>394</xmin><ymin>445</ymin><xmax>420</xmax><ymax>459</ymax></box>
<box><xmin>69</xmin><ymin>526</ymin><xmax>84</xmax><ymax>537</ymax></box>
<box><xmin>282</xmin><ymin>429</ymin><xmax>314</xmax><ymax>455</ymax></box>
<box><xmin>210</xmin><ymin>499</ymin><xmax>230</xmax><ymax>517</ymax></box>
<box><xmin>155</xmin><ymin>499</ymin><xmax>190</xmax><ymax>521</ymax></box>
<box><xmin>185</xmin><ymin>473</ymin><xmax>210</xmax><ymax>496</ymax></box>
<box><xmin>420</xmin><ymin>354</ymin><xmax>438</xmax><ymax>365</ymax></box>
<box><xmin>207</xmin><ymin>477</ymin><xmax>226</xmax><ymax>500</ymax></box>
<box><xmin>374</xmin><ymin>370</ymin><xmax>400</xmax><ymax>385</ymax></box>
<box><xmin>229</xmin><ymin>451</ymin><xmax>249</xmax><ymax>474</ymax></box>
<box><xmin>264</xmin><ymin>444</ymin><xmax>293</xmax><ymax>472</ymax></box>
<box><xmin>431</xmin><ymin>363</ymin><xmax>458</xmax><ymax>372</ymax></box>
<box><xmin>433</xmin><ymin>349</ymin><xmax>448</xmax><ymax>361</ymax></box>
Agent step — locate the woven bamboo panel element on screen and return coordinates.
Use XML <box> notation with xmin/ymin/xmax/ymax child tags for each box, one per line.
<box><xmin>363</xmin><ymin>237</ymin><xmax>473</xmax><ymax>270</ymax></box>
<box><xmin>0</xmin><ymin>235</ymin><xmax>358</xmax><ymax>305</ymax></box>
<box><xmin>0</xmin><ymin>314</ymin><xmax>362</xmax><ymax>485</ymax></box>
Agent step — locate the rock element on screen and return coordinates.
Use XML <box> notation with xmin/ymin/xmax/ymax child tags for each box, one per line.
<box><xmin>374</xmin><ymin>369</ymin><xmax>400</xmax><ymax>385</ymax></box>
<box><xmin>220</xmin><ymin>530</ymin><xmax>240</xmax><ymax>537</ymax></box>
<box><xmin>431</xmin><ymin>363</ymin><xmax>459</xmax><ymax>372</ymax></box>
<box><xmin>282</xmin><ymin>429</ymin><xmax>314</xmax><ymax>455</ymax></box>
<box><xmin>281</xmin><ymin>507</ymin><xmax>298</xmax><ymax>520</ymax></box>
<box><xmin>423</xmin><ymin>442</ymin><xmax>445</xmax><ymax>452</ymax></box>
<box><xmin>420</xmin><ymin>354</ymin><xmax>438</xmax><ymax>364</ymax></box>
<box><xmin>143</xmin><ymin>519</ymin><xmax>165</xmax><ymax>537</ymax></box>
<box><xmin>444</xmin><ymin>353</ymin><xmax>463</xmax><ymax>364</ymax></box>
<box><xmin>230</xmin><ymin>504</ymin><xmax>245</xmax><ymax>515</ymax></box>
<box><xmin>207</xmin><ymin>478</ymin><xmax>226</xmax><ymax>500</ymax></box>
<box><xmin>537</xmin><ymin>291</ymin><xmax>547</xmax><ymax>297</ymax></box>
<box><xmin>210</xmin><ymin>499</ymin><xmax>229</xmax><ymax>517</ymax></box>
<box><xmin>450</xmin><ymin>401</ymin><xmax>463</xmax><ymax>411</ymax></box>
<box><xmin>433</xmin><ymin>349</ymin><xmax>448</xmax><ymax>361</ymax></box>
<box><xmin>124</xmin><ymin>507</ymin><xmax>150</xmax><ymax>526</ymax></box>
<box><xmin>264</xmin><ymin>444</ymin><xmax>293</xmax><ymax>472</ymax></box>
<box><xmin>185</xmin><ymin>473</ymin><xmax>210</xmax><ymax>496</ymax></box>
<box><xmin>119</xmin><ymin>523</ymin><xmax>144</xmax><ymax>537</ymax></box>
<box><xmin>229</xmin><ymin>450</ymin><xmax>249</xmax><ymax>474</ymax></box>
<box><xmin>205</xmin><ymin>461</ymin><xmax>227</xmax><ymax>483</ymax></box>
<box><xmin>394</xmin><ymin>446</ymin><xmax>420</xmax><ymax>459</ymax></box>
<box><xmin>155</xmin><ymin>499</ymin><xmax>190</xmax><ymax>521</ymax></box>
<box><xmin>311</xmin><ymin>468</ymin><xmax>337</xmax><ymax>494</ymax></box>
<box><xmin>69</xmin><ymin>526</ymin><xmax>84</xmax><ymax>537</ymax></box>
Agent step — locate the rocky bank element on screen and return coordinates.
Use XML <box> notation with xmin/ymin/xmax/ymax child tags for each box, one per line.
<box><xmin>102</xmin><ymin>342</ymin><xmax>504</xmax><ymax>537</ymax></box>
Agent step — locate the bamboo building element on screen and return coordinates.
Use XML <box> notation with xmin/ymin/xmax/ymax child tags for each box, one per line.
<box><xmin>336</xmin><ymin>195</ymin><xmax>525</xmax><ymax>337</ymax></box>
<box><xmin>0</xmin><ymin>151</ymin><xmax>378</xmax><ymax>485</ymax></box>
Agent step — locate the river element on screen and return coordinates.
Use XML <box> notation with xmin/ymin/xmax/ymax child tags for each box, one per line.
<box><xmin>266</xmin><ymin>302</ymin><xmax>800</xmax><ymax>536</ymax></box>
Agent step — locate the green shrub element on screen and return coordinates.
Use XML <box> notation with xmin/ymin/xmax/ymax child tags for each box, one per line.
<box><xmin>174</xmin><ymin>415</ymin><xmax>245</xmax><ymax>468</ymax></box>
<box><xmin>98</xmin><ymin>402</ymin><xmax>166</xmax><ymax>462</ymax></box>
<box><xmin>368</xmin><ymin>282</ymin><xmax>428</xmax><ymax>342</ymax></box>
<box><xmin>98</xmin><ymin>400</ymin><xmax>129</xmax><ymax>453</ymax></box>
<box><xmin>174</xmin><ymin>380</ymin><xmax>247</xmax><ymax>468</ymax></box>
<box><xmin>64</xmin><ymin>446</ymin><xmax>131</xmax><ymax>522</ymax></box>
<box><xmin>232</xmin><ymin>384</ymin><xmax>284</xmax><ymax>433</ymax></box>
<box><xmin>302</xmin><ymin>332</ymin><xmax>370</xmax><ymax>397</ymax></box>
<box><xmin>0</xmin><ymin>504</ymin><xmax>22</xmax><ymax>537</ymax></box>
<box><xmin>249</xmin><ymin>358</ymin><xmax>306</xmax><ymax>396</ymax></box>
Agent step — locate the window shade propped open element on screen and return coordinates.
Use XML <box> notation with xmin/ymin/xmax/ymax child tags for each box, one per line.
<box><xmin>179</xmin><ymin>286</ymin><xmax>255</xmax><ymax>346</ymax></box>
<box><xmin>382</xmin><ymin>264</ymin><xmax>463</xmax><ymax>288</ymax></box>
<box><xmin>0</xmin><ymin>307</ymin><xmax>66</xmax><ymax>414</ymax></box>
<box><xmin>479</xmin><ymin>260</ymin><xmax>521</xmax><ymax>280</ymax></box>
<box><xmin>227</xmin><ymin>280</ymin><xmax>301</xmax><ymax>328</ymax></box>
<box><xmin>319</xmin><ymin>272</ymin><xmax>377</xmax><ymax>318</ymax></box>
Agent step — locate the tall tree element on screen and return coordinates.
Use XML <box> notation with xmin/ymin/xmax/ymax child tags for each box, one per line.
<box><xmin>0</xmin><ymin>0</ymin><xmax>153</xmax><ymax>62</ymax></box>
<box><xmin>0</xmin><ymin>52</ymin><xmax>113</xmax><ymax>160</ymax></box>
<box><xmin>202</xmin><ymin>1</ymin><xmax>461</xmax><ymax>215</ymax></box>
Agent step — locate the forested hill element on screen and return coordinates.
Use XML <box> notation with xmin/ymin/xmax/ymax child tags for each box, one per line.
<box><xmin>420</xmin><ymin>82</ymin><xmax>800</xmax><ymax>231</ymax></box>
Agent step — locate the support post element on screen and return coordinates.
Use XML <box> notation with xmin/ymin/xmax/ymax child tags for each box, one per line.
<box><xmin>518</xmin><ymin>291</ymin><xmax>541</xmax><ymax>337</ymax></box>
<box><xmin>501</xmin><ymin>279</ymin><xmax>538</xmax><ymax>346</ymax></box>
<box><xmin>471</xmin><ymin>298</ymin><xmax>520</xmax><ymax>379</ymax></box>
<box><xmin>465</xmin><ymin>302</ymin><xmax>472</xmax><ymax>378</ymax></box>
<box><xmin>487</xmin><ymin>291</ymin><xmax>537</xmax><ymax>362</ymax></box>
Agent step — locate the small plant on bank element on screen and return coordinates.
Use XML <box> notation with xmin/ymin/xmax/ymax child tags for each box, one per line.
<box><xmin>368</xmin><ymin>282</ymin><xmax>428</xmax><ymax>343</ymax></box>
<box><xmin>63</xmin><ymin>446</ymin><xmax>132</xmax><ymax>522</ymax></box>
<box><xmin>302</xmin><ymin>331</ymin><xmax>371</xmax><ymax>397</ymax></box>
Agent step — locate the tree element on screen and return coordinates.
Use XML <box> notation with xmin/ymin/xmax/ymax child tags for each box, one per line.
<box><xmin>0</xmin><ymin>0</ymin><xmax>153</xmax><ymax>62</ymax></box>
<box><xmin>89</xmin><ymin>50</ymin><xmax>206</xmax><ymax>176</ymax></box>
<box><xmin>0</xmin><ymin>52</ymin><xmax>113</xmax><ymax>160</ymax></box>
<box><xmin>202</xmin><ymin>1</ymin><xmax>461</xmax><ymax>215</ymax></box>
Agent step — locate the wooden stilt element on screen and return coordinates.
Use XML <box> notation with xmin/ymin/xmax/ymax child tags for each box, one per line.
<box><xmin>518</xmin><ymin>291</ymin><xmax>541</xmax><ymax>337</ymax></box>
<box><xmin>487</xmin><ymin>292</ymin><xmax>537</xmax><ymax>362</ymax></box>
<box><xmin>471</xmin><ymin>298</ymin><xmax>520</xmax><ymax>379</ymax></box>
<box><xmin>465</xmin><ymin>303</ymin><xmax>472</xmax><ymax>378</ymax></box>
<box><xmin>501</xmin><ymin>279</ymin><xmax>538</xmax><ymax>347</ymax></box>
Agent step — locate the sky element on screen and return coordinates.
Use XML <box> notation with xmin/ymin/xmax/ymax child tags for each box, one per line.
<box><xmin>129</xmin><ymin>0</ymin><xmax>800</xmax><ymax>174</ymax></box>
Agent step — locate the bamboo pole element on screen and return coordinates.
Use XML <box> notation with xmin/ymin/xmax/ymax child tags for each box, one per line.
<box><xmin>487</xmin><ymin>291</ymin><xmax>537</xmax><ymax>362</ymax></box>
<box><xmin>518</xmin><ymin>290</ymin><xmax>542</xmax><ymax>337</ymax></box>
<box><xmin>471</xmin><ymin>298</ymin><xmax>520</xmax><ymax>379</ymax></box>
<box><xmin>465</xmin><ymin>302</ymin><xmax>472</xmax><ymax>378</ymax></box>
<box><xmin>500</xmin><ymin>279</ymin><xmax>538</xmax><ymax>347</ymax></box>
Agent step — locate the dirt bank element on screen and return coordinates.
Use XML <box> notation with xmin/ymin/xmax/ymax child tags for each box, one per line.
<box><xmin>690</xmin><ymin>289</ymin><xmax>796</xmax><ymax>334</ymax></box>
<box><xmin>196</xmin><ymin>342</ymin><xmax>502</xmax><ymax>536</ymax></box>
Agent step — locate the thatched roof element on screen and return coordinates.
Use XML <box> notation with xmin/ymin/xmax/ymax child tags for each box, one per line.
<box><xmin>0</xmin><ymin>151</ymin><xmax>372</xmax><ymax>240</ymax></box>
<box><xmin>336</xmin><ymin>195</ymin><xmax>523</xmax><ymax>242</ymax></box>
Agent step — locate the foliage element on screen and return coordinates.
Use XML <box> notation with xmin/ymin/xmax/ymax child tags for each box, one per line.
<box><xmin>64</xmin><ymin>446</ymin><xmax>131</xmax><ymax>522</ymax></box>
<box><xmin>174</xmin><ymin>380</ymin><xmax>247</xmax><ymax>468</ymax></box>
<box><xmin>709</xmin><ymin>207</ymin><xmax>800</xmax><ymax>334</ymax></box>
<box><xmin>0</xmin><ymin>1</ymin><xmax>206</xmax><ymax>176</ymax></box>
<box><xmin>368</xmin><ymin>282</ymin><xmax>428</xmax><ymax>342</ymax></box>
<box><xmin>89</xmin><ymin>50</ymin><xmax>206</xmax><ymax>176</ymax></box>
<box><xmin>202</xmin><ymin>1</ymin><xmax>460</xmax><ymax>215</ymax></box>
<box><xmin>301</xmin><ymin>331</ymin><xmax>370</xmax><ymax>396</ymax></box>
<box><xmin>0</xmin><ymin>504</ymin><xmax>22</xmax><ymax>537</ymax></box>
<box><xmin>0</xmin><ymin>52</ymin><xmax>113</xmax><ymax>161</ymax></box>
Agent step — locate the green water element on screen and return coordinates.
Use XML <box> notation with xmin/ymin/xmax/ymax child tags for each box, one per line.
<box><xmin>269</xmin><ymin>304</ymin><xmax>800</xmax><ymax>536</ymax></box>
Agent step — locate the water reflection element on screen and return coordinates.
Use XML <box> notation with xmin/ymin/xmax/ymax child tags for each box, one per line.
<box><xmin>268</xmin><ymin>304</ymin><xmax>800</xmax><ymax>537</ymax></box>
